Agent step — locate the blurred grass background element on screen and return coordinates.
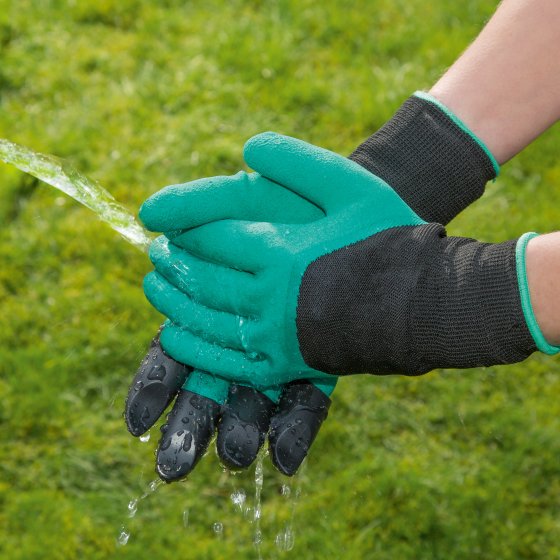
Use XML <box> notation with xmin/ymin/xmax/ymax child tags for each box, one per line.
<box><xmin>1</xmin><ymin>1</ymin><xmax>560</xmax><ymax>558</ymax></box>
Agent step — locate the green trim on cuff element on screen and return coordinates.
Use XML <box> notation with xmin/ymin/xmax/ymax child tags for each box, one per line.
<box><xmin>515</xmin><ymin>232</ymin><xmax>560</xmax><ymax>355</ymax></box>
<box><xmin>413</xmin><ymin>91</ymin><xmax>500</xmax><ymax>178</ymax></box>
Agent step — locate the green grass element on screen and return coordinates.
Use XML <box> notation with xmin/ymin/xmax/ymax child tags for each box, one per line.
<box><xmin>1</xmin><ymin>1</ymin><xmax>560</xmax><ymax>558</ymax></box>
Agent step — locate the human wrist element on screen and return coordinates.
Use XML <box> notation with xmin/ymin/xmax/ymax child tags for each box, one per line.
<box><xmin>349</xmin><ymin>92</ymin><xmax>499</xmax><ymax>225</ymax></box>
<box><xmin>520</xmin><ymin>233</ymin><xmax>560</xmax><ymax>349</ymax></box>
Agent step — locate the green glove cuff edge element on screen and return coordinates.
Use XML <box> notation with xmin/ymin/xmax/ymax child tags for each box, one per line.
<box><xmin>413</xmin><ymin>90</ymin><xmax>500</xmax><ymax>179</ymax></box>
<box><xmin>516</xmin><ymin>232</ymin><xmax>560</xmax><ymax>355</ymax></box>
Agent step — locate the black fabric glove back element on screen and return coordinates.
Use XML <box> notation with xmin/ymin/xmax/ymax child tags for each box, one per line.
<box><xmin>298</xmin><ymin>224</ymin><xmax>536</xmax><ymax>375</ymax></box>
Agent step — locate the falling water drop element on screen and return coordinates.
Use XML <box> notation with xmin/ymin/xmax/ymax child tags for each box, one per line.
<box><xmin>127</xmin><ymin>499</ymin><xmax>138</xmax><ymax>518</ymax></box>
<box><xmin>277</xmin><ymin>459</ymin><xmax>306</xmax><ymax>553</ymax></box>
<box><xmin>183</xmin><ymin>509</ymin><xmax>190</xmax><ymax>528</ymax></box>
<box><xmin>254</xmin><ymin>529</ymin><xmax>263</xmax><ymax>545</ymax></box>
<box><xmin>139</xmin><ymin>433</ymin><xmax>151</xmax><ymax>443</ymax></box>
<box><xmin>138</xmin><ymin>478</ymin><xmax>163</xmax><ymax>500</ymax></box>
<box><xmin>275</xmin><ymin>527</ymin><xmax>295</xmax><ymax>552</ymax></box>
<box><xmin>280</xmin><ymin>484</ymin><xmax>291</xmax><ymax>498</ymax></box>
<box><xmin>253</xmin><ymin>454</ymin><xmax>265</xmax><ymax>558</ymax></box>
<box><xmin>230</xmin><ymin>488</ymin><xmax>247</xmax><ymax>513</ymax></box>
<box><xmin>212</xmin><ymin>522</ymin><xmax>224</xmax><ymax>538</ymax></box>
<box><xmin>117</xmin><ymin>527</ymin><xmax>130</xmax><ymax>546</ymax></box>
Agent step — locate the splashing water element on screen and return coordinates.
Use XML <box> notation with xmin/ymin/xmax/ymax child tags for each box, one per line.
<box><xmin>117</xmin><ymin>479</ymin><xmax>164</xmax><ymax>546</ymax></box>
<box><xmin>117</xmin><ymin>527</ymin><xmax>130</xmax><ymax>546</ymax></box>
<box><xmin>275</xmin><ymin>526</ymin><xmax>295</xmax><ymax>553</ymax></box>
<box><xmin>0</xmin><ymin>139</ymin><xmax>153</xmax><ymax>252</ymax></box>
<box><xmin>275</xmin><ymin>461</ymin><xmax>306</xmax><ymax>553</ymax></box>
<box><xmin>253</xmin><ymin>453</ymin><xmax>265</xmax><ymax>559</ymax></box>
<box><xmin>212</xmin><ymin>522</ymin><xmax>224</xmax><ymax>539</ymax></box>
<box><xmin>127</xmin><ymin>498</ymin><xmax>138</xmax><ymax>518</ymax></box>
<box><xmin>230</xmin><ymin>488</ymin><xmax>247</xmax><ymax>513</ymax></box>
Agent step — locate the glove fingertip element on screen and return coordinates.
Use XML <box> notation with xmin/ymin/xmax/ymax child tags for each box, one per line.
<box><xmin>243</xmin><ymin>131</ymin><xmax>284</xmax><ymax>168</ymax></box>
<box><xmin>216</xmin><ymin>385</ymin><xmax>275</xmax><ymax>470</ymax></box>
<box><xmin>138</xmin><ymin>197</ymin><xmax>161</xmax><ymax>231</ymax></box>
<box><xmin>147</xmin><ymin>235</ymin><xmax>167</xmax><ymax>265</ymax></box>
<box><xmin>269</xmin><ymin>382</ymin><xmax>331</xmax><ymax>476</ymax></box>
<box><xmin>142</xmin><ymin>271</ymin><xmax>163</xmax><ymax>305</ymax></box>
<box><xmin>156</xmin><ymin>390</ymin><xmax>221</xmax><ymax>482</ymax></box>
<box><xmin>125</xmin><ymin>333</ymin><xmax>190</xmax><ymax>437</ymax></box>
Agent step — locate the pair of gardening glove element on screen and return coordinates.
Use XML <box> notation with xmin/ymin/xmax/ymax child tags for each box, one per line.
<box><xmin>125</xmin><ymin>92</ymin><xmax>558</xmax><ymax>482</ymax></box>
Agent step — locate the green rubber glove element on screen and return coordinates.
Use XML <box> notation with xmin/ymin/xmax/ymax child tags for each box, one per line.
<box><xmin>141</xmin><ymin>132</ymin><xmax>424</xmax><ymax>386</ymax></box>
<box><xmin>142</xmin><ymin>169</ymin><xmax>339</xmax><ymax>395</ymax></box>
<box><xmin>137</xmin><ymin>170</ymin><xmax>337</xmax><ymax>478</ymax></box>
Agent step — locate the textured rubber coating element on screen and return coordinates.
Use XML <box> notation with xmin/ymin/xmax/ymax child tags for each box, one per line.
<box><xmin>125</xmin><ymin>333</ymin><xmax>190</xmax><ymax>436</ymax></box>
<box><xmin>298</xmin><ymin>224</ymin><xmax>537</xmax><ymax>375</ymax></box>
<box><xmin>268</xmin><ymin>381</ymin><xmax>331</xmax><ymax>476</ymax></box>
<box><xmin>156</xmin><ymin>389</ymin><xmax>221</xmax><ymax>482</ymax></box>
<box><xmin>216</xmin><ymin>384</ymin><xmax>276</xmax><ymax>469</ymax></box>
<box><xmin>349</xmin><ymin>95</ymin><xmax>497</xmax><ymax>225</ymax></box>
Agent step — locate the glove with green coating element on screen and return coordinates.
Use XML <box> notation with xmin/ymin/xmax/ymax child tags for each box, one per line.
<box><xmin>131</xmin><ymin>91</ymin><xmax>512</xmax><ymax>479</ymax></box>
<box><xmin>125</xmin><ymin>170</ymin><xmax>335</xmax><ymax>479</ymax></box>
<box><xmin>142</xmin><ymin>132</ymin><xmax>558</xmax><ymax>389</ymax></box>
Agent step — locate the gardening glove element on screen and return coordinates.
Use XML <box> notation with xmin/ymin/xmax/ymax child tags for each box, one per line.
<box><xmin>141</xmin><ymin>132</ymin><xmax>558</xmax><ymax>389</ymax></box>
<box><xmin>125</xmin><ymin>172</ymin><xmax>334</xmax><ymax>480</ymax></box>
<box><xmin>127</xmin><ymin>91</ymin><xmax>503</xmax><ymax>478</ymax></box>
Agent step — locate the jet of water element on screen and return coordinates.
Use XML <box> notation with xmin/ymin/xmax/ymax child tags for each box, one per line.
<box><xmin>0</xmin><ymin>138</ymin><xmax>153</xmax><ymax>252</ymax></box>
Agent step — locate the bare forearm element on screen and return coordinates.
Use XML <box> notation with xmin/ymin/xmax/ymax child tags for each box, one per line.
<box><xmin>430</xmin><ymin>0</ymin><xmax>560</xmax><ymax>164</ymax></box>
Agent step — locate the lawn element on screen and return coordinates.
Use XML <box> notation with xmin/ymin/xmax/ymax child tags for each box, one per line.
<box><xmin>1</xmin><ymin>1</ymin><xmax>560</xmax><ymax>558</ymax></box>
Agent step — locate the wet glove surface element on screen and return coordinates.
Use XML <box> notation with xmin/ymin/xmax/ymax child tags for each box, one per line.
<box><xmin>142</xmin><ymin>133</ymin><xmax>422</xmax><ymax>384</ymax></box>
<box><xmin>126</xmin><ymin>172</ymin><xmax>337</xmax><ymax>479</ymax></box>
<box><xmin>125</xmin><ymin>335</ymin><xmax>332</xmax><ymax>479</ymax></box>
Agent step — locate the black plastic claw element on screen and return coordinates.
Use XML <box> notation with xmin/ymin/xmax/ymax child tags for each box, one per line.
<box><xmin>125</xmin><ymin>334</ymin><xmax>190</xmax><ymax>437</ymax></box>
<box><xmin>268</xmin><ymin>382</ymin><xmax>331</xmax><ymax>476</ymax></box>
<box><xmin>156</xmin><ymin>390</ymin><xmax>221</xmax><ymax>482</ymax></box>
<box><xmin>216</xmin><ymin>385</ymin><xmax>276</xmax><ymax>470</ymax></box>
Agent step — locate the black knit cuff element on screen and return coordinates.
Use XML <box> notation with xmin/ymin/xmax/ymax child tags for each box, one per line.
<box><xmin>413</xmin><ymin>235</ymin><xmax>537</xmax><ymax>370</ymax></box>
<box><xmin>349</xmin><ymin>95</ymin><xmax>498</xmax><ymax>225</ymax></box>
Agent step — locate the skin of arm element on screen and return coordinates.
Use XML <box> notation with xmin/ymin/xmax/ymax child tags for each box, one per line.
<box><xmin>430</xmin><ymin>0</ymin><xmax>560</xmax><ymax>164</ymax></box>
<box><xmin>526</xmin><ymin>234</ymin><xmax>560</xmax><ymax>346</ymax></box>
<box><xmin>428</xmin><ymin>0</ymin><xmax>560</xmax><ymax>346</ymax></box>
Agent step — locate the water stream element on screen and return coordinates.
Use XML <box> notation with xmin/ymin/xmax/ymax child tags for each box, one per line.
<box><xmin>253</xmin><ymin>452</ymin><xmax>265</xmax><ymax>558</ymax></box>
<box><xmin>0</xmin><ymin>139</ymin><xmax>152</xmax><ymax>252</ymax></box>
